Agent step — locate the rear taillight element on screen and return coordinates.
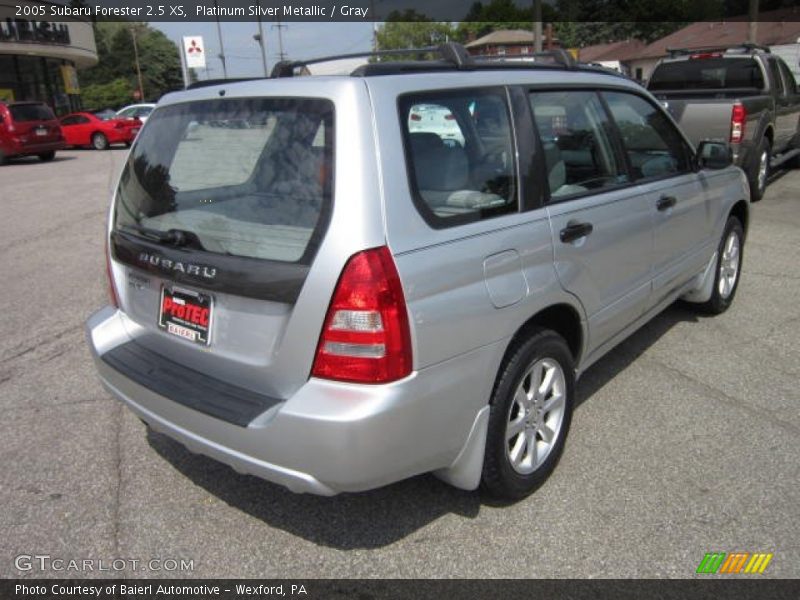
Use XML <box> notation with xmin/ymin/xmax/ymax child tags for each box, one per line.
<box><xmin>115</xmin><ymin>121</ymin><xmax>125</xmax><ymax>129</ymax></box>
<box><xmin>311</xmin><ymin>246</ymin><xmax>412</xmax><ymax>384</ymax></box>
<box><xmin>105</xmin><ymin>239</ymin><xmax>119</xmax><ymax>308</ymax></box>
<box><xmin>730</xmin><ymin>103</ymin><xmax>746</xmax><ymax>143</ymax></box>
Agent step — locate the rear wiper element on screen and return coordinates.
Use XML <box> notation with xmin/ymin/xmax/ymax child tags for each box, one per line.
<box><xmin>119</xmin><ymin>224</ymin><xmax>206</xmax><ymax>251</ymax></box>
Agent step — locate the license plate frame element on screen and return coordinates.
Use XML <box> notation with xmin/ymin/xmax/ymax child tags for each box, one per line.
<box><xmin>35</xmin><ymin>127</ymin><xmax>48</xmax><ymax>136</ymax></box>
<box><xmin>158</xmin><ymin>286</ymin><xmax>213</xmax><ymax>346</ymax></box>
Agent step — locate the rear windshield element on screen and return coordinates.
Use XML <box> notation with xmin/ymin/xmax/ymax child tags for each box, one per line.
<box><xmin>648</xmin><ymin>58</ymin><xmax>764</xmax><ymax>91</ymax></box>
<box><xmin>114</xmin><ymin>97</ymin><xmax>334</xmax><ymax>264</ymax></box>
<box><xmin>9</xmin><ymin>103</ymin><xmax>55</xmax><ymax>122</ymax></box>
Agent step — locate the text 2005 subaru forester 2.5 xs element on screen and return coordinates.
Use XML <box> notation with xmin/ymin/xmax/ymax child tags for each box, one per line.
<box><xmin>87</xmin><ymin>45</ymin><xmax>750</xmax><ymax>499</ymax></box>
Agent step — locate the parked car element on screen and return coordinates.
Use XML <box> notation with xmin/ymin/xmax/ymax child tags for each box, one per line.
<box><xmin>117</xmin><ymin>103</ymin><xmax>156</xmax><ymax>124</ymax></box>
<box><xmin>59</xmin><ymin>111</ymin><xmax>141</xmax><ymax>150</ymax></box>
<box><xmin>87</xmin><ymin>44</ymin><xmax>750</xmax><ymax>499</ymax></box>
<box><xmin>648</xmin><ymin>44</ymin><xmax>800</xmax><ymax>201</ymax></box>
<box><xmin>0</xmin><ymin>101</ymin><xmax>65</xmax><ymax>165</ymax></box>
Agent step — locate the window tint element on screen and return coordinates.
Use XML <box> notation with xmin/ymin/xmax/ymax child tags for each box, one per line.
<box><xmin>114</xmin><ymin>98</ymin><xmax>334</xmax><ymax>264</ymax></box>
<box><xmin>9</xmin><ymin>103</ymin><xmax>54</xmax><ymax>122</ymax></box>
<box><xmin>648</xmin><ymin>58</ymin><xmax>764</xmax><ymax>91</ymax></box>
<box><xmin>776</xmin><ymin>59</ymin><xmax>796</xmax><ymax>95</ymax></box>
<box><xmin>400</xmin><ymin>88</ymin><xmax>517</xmax><ymax>226</ymax></box>
<box><xmin>529</xmin><ymin>91</ymin><xmax>628</xmax><ymax>199</ymax></box>
<box><xmin>768</xmin><ymin>59</ymin><xmax>784</xmax><ymax>95</ymax></box>
<box><xmin>603</xmin><ymin>92</ymin><xmax>691</xmax><ymax>179</ymax></box>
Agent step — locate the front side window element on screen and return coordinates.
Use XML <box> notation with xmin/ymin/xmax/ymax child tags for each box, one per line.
<box><xmin>115</xmin><ymin>97</ymin><xmax>334</xmax><ymax>264</ymax></box>
<box><xmin>603</xmin><ymin>91</ymin><xmax>692</xmax><ymax>180</ymax></box>
<box><xmin>529</xmin><ymin>90</ymin><xmax>628</xmax><ymax>199</ymax></box>
<box><xmin>400</xmin><ymin>88</ymin><xmax>518</xmax><ymax>227</ymax></box>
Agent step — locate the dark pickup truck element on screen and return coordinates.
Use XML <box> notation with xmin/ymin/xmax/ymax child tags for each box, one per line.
<box><xmin>647</xmin><ymin>44</ymin><xmax>800</xmax><ymax>201</ymax></box>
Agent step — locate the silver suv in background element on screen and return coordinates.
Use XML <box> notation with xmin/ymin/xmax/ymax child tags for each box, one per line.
<box><xmin>87</xmin><ymin>45</ymin><xmax>750</xmax><ymax>499</ymax></box>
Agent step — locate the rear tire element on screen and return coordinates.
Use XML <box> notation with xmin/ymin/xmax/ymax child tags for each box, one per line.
<box><xmin>695</xmin><ymin>217</ymin><xmax>744</xmax><ymax>315</ymax></box>
<box><xmin>0</xmin><ymin>150</ymin><xmax>6</xmax><ymax>166</ymax></box>
<box><xmin>38</xmin><ymin>151</ymin><xmax>55</xmax><ymax>162</ymax></box>
<box><xmin>481</xmin><ymin>329</ymin><xmax>575</xmax><ymax>500</ymax></box>
<box><xmin>749</xmin><ymin>137</ymin><xmax>770</xmax><ymax>202</ymax></box>
<box><xmin>92</xmin><ymin>133</ymin><xmax>109</xmax><ymax>151</ymax></box>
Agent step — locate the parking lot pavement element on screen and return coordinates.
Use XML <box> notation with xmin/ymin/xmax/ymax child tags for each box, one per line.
<box><xmin>1</xmin><ymin>150</ymin><xmax>798</xmax><ymax>579</ymax></box>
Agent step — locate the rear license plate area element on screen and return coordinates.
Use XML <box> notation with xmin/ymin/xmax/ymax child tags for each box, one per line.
<box><xmin>158</xmin><ymin>286</ymin><xmax>213</xmax><ymax>345</ymax></box>
<box><xmin>35</xmin><ymin>127</ymin><xmax>47</xmax><ymax>136</ymax></box>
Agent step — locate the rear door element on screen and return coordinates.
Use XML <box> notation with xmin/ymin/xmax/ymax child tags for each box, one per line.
<box><xmin>109</xmin><ymin>96</ymin><xmax>336</xmax><ymax>398</ymax></box>
<box><xmin>531</xmin><ymin>89</ymin><xmax>652</xmax><ymax>358</ymax></box>
<box><xmin>773</xmin><ymin>58</ymin><xmax>800</xmax><ymax>151</ymax></box>
<box><xmin>603</xmin><ymin>90</ymin><xmax>711</xmax><ymax>306</ymax></box>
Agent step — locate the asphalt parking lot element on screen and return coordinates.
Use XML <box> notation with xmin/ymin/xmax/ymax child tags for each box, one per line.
<box><xmin>1</xmin><ymin>149</ymin><xmax>798</xmax><ymax>579</ymax></box>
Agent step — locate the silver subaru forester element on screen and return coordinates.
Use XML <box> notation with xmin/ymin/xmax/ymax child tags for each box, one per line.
<box><xmin>87</xmin><ymin>45</ymin><xmax>749</xmax><ymax>499</ymax></box>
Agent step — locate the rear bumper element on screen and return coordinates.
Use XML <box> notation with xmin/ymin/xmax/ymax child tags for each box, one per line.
<box><xmin>5</xmin><ymin>139</ymin><xmax>65</xmax><ymax>156</ymax></box>
<box><xmin>86</xmin><ymin>307</ymin><xmax>498</xmax><ymax>495</ymax></box>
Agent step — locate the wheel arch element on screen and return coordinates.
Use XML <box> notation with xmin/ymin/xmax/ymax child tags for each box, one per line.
<box><xmin>729</xmin><ymin>199</ymin><xmax>749</xmax><ymax>237</ymax></box>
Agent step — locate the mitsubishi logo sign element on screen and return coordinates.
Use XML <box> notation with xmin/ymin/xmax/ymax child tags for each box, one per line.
<box><xmin>182</xmin><ymin>36</ymin><xmax>206</xmax><ymax>69</ymax></box>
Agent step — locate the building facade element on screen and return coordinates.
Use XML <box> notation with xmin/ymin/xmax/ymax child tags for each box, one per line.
<box><xmin>0</xmin><ymin>0</ymin><xmax>97</xmax><ymax>114</ymax></box>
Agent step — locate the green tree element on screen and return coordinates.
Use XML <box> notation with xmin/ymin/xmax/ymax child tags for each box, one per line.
<box><xmin>81</xmin><ymin>22</ymin><xmax>183</xmax><ymax>105</ymax></box>
<box><xmin>376</xmin><ymin>11</ymin><xmax>455</xmax><ymax>55</ymax></box>
<box><xmin>455</xmin><ymin>0</ymin><xmax>557</xmax><ymax>42</ymax></box>
<box><xmin>81</xmin><ymin>78</ymin><xmax>132</xmax><ymax>110</ymax></box>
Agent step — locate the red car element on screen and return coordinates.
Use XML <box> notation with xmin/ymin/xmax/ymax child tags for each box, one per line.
<box><xmin>0</xmin><ymin>101</ymin><xmax>66</xmax><ymax>165</ymax></box>
<box><xmin>59</xmin><ymin>111</ymin><xmax>141</xmax><ymax>150</ymax></box>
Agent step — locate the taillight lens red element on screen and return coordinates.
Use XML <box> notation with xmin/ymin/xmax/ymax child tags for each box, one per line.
<box><xmin>311</xmin><ymin>247</ymin><xmax>412</xmax><ymax>384</ymax></box>
<box><xmin>105</xmin><ymin>239</ymin><xmax>119</xmax><ymax>308</ymax></box>
<box><xmin>730</xmin><ymin>103</ymin><xmax>746</xmax><ymax>143</ymax></box>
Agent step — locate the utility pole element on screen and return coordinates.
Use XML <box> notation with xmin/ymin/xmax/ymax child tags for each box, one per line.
<box><xmin>254</xmin><ymin>0</ymin><xmax>269</xmax><ymax>77</ymax></box>
<box><xmin>273</xmin><ymin>19</ymin><xmax>287</xmax><ymax>61</ymax></box>
<box><xmin>748</xmin><ymin>0</ymin><xmax>759</xmax><ymax>44</ymax></box>
<box><xmin>130</xmin><ymin>25</ymin><xmax>145</xmax><ymax>101</ymax></box>
<box><xmin>214</xmin><ymin>0</ymin><xmax>228</xmax><ymax>78</ymax></box>
<box><xmin>533</xmin><ymin>0</ymin><xmax>543</xmax><ymax>53</ymax></box>
<box><xmin>178</xmin><ymin>37</ymin><xmax>189</xmax><ymax>89</ymax></box>
<box><xmin>371</xmin><ymin>0</ymin><xmax>378</xmax><ymax>52</ymax></box>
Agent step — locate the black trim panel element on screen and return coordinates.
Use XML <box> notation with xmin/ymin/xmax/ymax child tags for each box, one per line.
<box><xmin>102</xmin><ymin>341</ymin><xmax>281</xmax><ymax>427</ymax></box>
<box><xmin>111</xmin><ymin>230</ymin><xmax>309</xmax><ymax>303</ymax></box>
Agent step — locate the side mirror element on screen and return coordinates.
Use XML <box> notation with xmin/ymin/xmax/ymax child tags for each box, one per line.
<box><xmin>696</xmin><ymin>141</ymin><xmax>733</xmax><ymax>170</ymax></box>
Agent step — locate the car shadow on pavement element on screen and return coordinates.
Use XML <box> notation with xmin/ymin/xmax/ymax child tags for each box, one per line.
<box><xmin>4</xmin><ymin>156</ymin><xmax>76</xmax><ymax>166</ymax></box>
<box><xmin>147</xmin><ymin>302</ymin><xmax>704</xmax><ymax>548</ymax></box>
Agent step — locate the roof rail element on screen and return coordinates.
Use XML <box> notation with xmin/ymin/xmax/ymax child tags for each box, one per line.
<box><xmin>667</xmin><ymin>43</ymin><xmax>771</xmax><ymax>58</ymax></box>
<box><xmin>270</xmin><ymin>42</ymin><xmax>475</xmax><ymax>78</ymax></box>
<box><xmin>473</xmin><ymin>48</ymin><xmax>576</xmax><ymax>69</ymax></box>
<box><xmin>186</xmin><ymin>77</ymin><xmax>260</xmax><ymax>89</ymax></box>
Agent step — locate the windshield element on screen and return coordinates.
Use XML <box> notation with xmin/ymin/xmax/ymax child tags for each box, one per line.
<box><xmin>648</xmin><ymin>58</ymin><xmax>764</xmax><ymax>91</ymax></box>
<box><xmin>9</xmin><ymin>104</ymin><xmax>55</xmax><ymax>122</ymax></box>
<box><xmin>114</xmin><ymin>97</ymin><xmax>334</xmax><ymax>264</ymax></box>
<box><xmin>94</xmin><ymin>110</ymin><xmax>117</xmax><ymax>120</ymax></box>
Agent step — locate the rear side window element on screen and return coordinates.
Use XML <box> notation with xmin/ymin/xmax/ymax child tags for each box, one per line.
<box><xmin>115</xmin><ymin>97</ymin><xmax>334</xmax><ymax>264</ymax></box>
<box><xmin>648</xmin><ymin>58</ymin><xmax>764</xmax><ymax>91</ymax></box>
<box><xmin>603</xmin><ymin>92</ymin><xmax>692</xmax><ymax>180</ymax></box>
<box><xmin>400</xmin><ymin>88</ymin><xmax>518</xmax><ymax>227</ymax></box>
<box><xmin>9</xmin><ymin>103</ymin><xmax>54</xmax><ymax>122</ymax></box>
<box><xmin>767</xmin><ymin>59</ymin><xmax>785</xmax><ymax>95</ymax></box>
<box><xmin>529</xmin><ymin>91</ymin><xmax>628</xmax><ymax>199</ymax></box>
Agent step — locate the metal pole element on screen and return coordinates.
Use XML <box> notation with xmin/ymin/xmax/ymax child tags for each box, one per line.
<box><xmin>255</xmin><ymin>0</ymin><xmax>269</xmax><ymax>77</ymax></box>
<box><xmin>214</xmin><ymin>0</ymin><xmax>228</xmax><ymax>78</ymax></box>
<box><xmin>131</xmin><ymin>25</ymin><xmax>145</xmax><ymax>100</ymax></box>
<box><xmin>533</xmin><ymin>0</ymin><xmax>543</xmax><ymax>53</ymax></box>
<box><xmin>748</xmin><ymin>0</ymin><xmax>759</xmax><ymax>44</ymax></box>
<box><xmin>178</xmin><ymin>37</ymin><xmax>189</xmax><ymax>89</ymax></box>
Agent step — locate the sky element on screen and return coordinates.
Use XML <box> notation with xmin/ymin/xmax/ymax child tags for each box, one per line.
<box><xmin>154</xmin><ymin>22</ymin><xmax>377</xmax><ymax>78</ymax></box>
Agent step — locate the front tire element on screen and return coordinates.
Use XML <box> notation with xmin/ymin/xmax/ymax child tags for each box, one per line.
<box><xmin>696</xmin><ymin>217</ymin><xmax>744</xmax><ymax>315</ymax></box>
<box><xmin>92</xmin><ymin>133</ymin><xmax>109</xmax><ymax>151</ymax></box>
<box><xmin>749</xmin><ymin>138</ymin><xmax>770</xmax><ymax>202</ymax></box>
<box><xmin>482</xmin><ymin>329</ymin><xmax>575</xmax><ymax>500</ymax></box>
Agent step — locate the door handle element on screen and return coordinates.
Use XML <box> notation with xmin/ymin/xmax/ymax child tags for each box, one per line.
<box><xmin>560</xmin><ymin>222</ymin><xmax>594</xmax><ymax>243</ymax></box>
<box><xmin>657</xmin><ymin>195</ymin><xmax>677</xmax><ymax>211</ymax></box>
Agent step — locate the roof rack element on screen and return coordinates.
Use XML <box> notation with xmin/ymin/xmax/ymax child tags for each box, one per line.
<box><xmin>187</xmin><ymin>77</ymin><xmax>260</xmax><ymax>90</ymax></box>
<box><xmin>270</xmin><ymin>42</ymin><xmax>581</xmax><ymax>78</ymax></box>
<box><xmin>667</xmin><ymin>43</ymin><xmax>771</xmax><ymax>58</ymax></box>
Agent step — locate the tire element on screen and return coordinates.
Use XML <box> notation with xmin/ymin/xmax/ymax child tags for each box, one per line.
<box><xmin>695</xmin><ymin>216</ymin><xmax>745</xmax><ymax>315</ymax></box>
<box><xmin>91</xmin><ymin>133</ymin><xmax>109</xmax><ymax>151</ymax></box>
<box><xmin>0</xmin><ymin>150</ymin><xmax>6</xmax><ymax>166</ymax></box>
<box><xmin>38</xmin><ymin>151</ymin><xmax>55</xmax><ymax>162</ymax></box>
<box><xmin>748</xmin><ymin>137</ymin><xmax>770</xmax><ymax>202</ymax></box>
<box><xmin>481</xmin><ymin>328</ymin><xmax>575</xmax><ymax>500</ymax></box>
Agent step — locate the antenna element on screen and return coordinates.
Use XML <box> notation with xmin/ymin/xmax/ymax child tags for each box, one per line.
<box><xmin>273</xmin><ymin>18</ymin><xmax>287</xmax><ymax>62</ymax></box>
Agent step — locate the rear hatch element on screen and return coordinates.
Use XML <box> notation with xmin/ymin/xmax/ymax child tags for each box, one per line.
<box><xmin>8</xmin><ymin>103</ymin><xmax>63</xmax><ymax>147</ymax></box>
<box><xmin>110</xmin><ymin>96</ymin><xmax>334</xmax><ymax>398</ymax></box>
